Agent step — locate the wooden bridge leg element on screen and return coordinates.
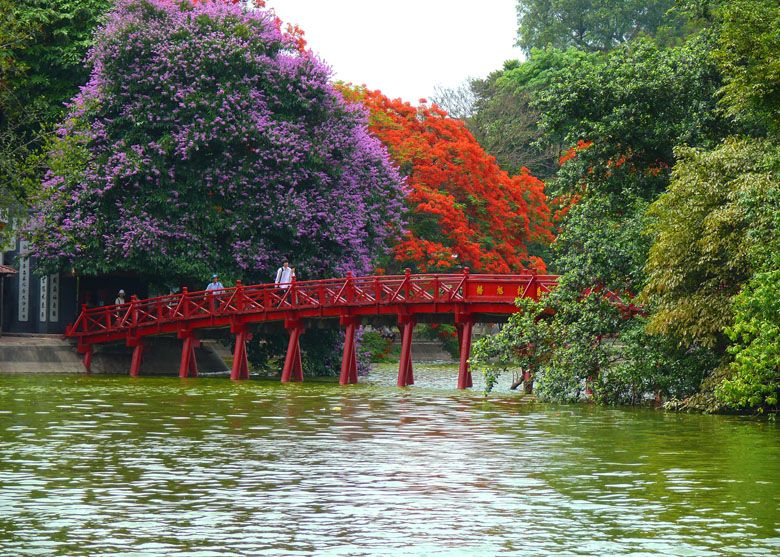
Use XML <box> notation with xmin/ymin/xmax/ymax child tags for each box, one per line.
<box><xmin>404</xmin><ymin>347</ymin><xmax>414</xmax><ymax>385</ymax></box>
<box><xmin>129</xmin><ymin>340</ymin><xmax>144</xmax><ymax>378</ymax></box>
<box><xmin>281</xmin><ymin>320</ymin><xmax>304</xmax><ymax>383</ymax></box>
<box><xmin>81</xmin><ymin>346</ymin><xmax>92</xmax><ymax>374</ymax></box>
<box><xmin>339</xmin><ymin>316</ymin><xmax>360</xmax><ymax>385</ymax></box>
<box><xmin>457</xmin><ymin>318</ymin><xmax>474</xmax><ymax>389</ymax></box>
<box><xmin>231</xmin><ymin>327</ymin><xmax>250</xmax><ymax>380</ymax></box>
<box><xmin>350</xmin><ymin>343</ymin><xmax>359</xmax><ymax>384</ymax></box>
<box><xmin>189</xmin><ymin>339</ymin><xmax>200</xmax><ymax>377</ymax></box>
<box><xmin>397</xmin><ymin>316</ymin><xmax>415</xmax><ymax>387</ymax></box>
<box><xmin>293</xmin><ymin>337</ymin><xmax>303</xmax><ymax>382</ymax></box>
<box><xmin>179</xmin><ymin>333</ymin><xmax>199</xmax><ymax>378</ymax></box>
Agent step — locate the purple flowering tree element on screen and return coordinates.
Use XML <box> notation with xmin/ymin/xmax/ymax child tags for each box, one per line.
<box><xmin>28</xmin><ymin>0</ymin><xmax>405</xmax><ymax>286</ymax></box>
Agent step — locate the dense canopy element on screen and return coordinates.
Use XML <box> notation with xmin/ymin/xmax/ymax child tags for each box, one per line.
<box><xmin>27</xmin><ymin>0</ymin><xmax>405</xmax><ymax>284</ymax></box>
<box><xmin>342</xmin><ymin>87</ymin><xmax>553</xmax><ymax>274</ymax></box>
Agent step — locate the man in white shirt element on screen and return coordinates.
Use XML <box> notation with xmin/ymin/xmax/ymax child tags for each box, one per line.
<box><xmin>206</xmin><ymin>274</ymin><xmax>224</xmax><ymax>293</ymax></box>
<box><xmin>274</xmin><ymin>260</ymin><xmax>294</xmax><ymax>289</ymax></box>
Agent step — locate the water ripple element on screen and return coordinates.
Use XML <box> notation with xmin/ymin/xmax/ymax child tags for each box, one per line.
<box><xmin>0</xmin><ymin>367</ymin><xmax>778</xmax><ymax>556</ymax></box>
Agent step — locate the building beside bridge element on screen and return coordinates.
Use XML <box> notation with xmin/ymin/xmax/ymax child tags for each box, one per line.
<box><xmin>0</xmin><ymin>234</ymin><xmax>147</xmax><ymax>335</ymax></box>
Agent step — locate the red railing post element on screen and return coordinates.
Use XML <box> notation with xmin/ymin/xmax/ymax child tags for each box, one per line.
<box><xmin>345</xmin><ymin>271</ymin><xmax>353</xmax><ymax>303</ymax></box>
<box><xmin>207</xmin><ymin>290</ymin><xmax>215</xmax><ymax>314</ymax></box>
<box><xmin>461</xmin><ymin>267</ymin><xmax>470</xmax><ymax>301</ymax></box>
<box><xmin>80</xmin><ymin>304</ymin><xmax>88</xmax><ymax>333</ymax></box>
<box><xmin>181</xmin><ymin>287</ymin><xmax>190</xmax><ymax>319</ymax></box>
<box><xmin>130</xmin><ymin>295</ymin><xmax>139</xmax><ymax>327</ymax></box>
<box><xmin>290</xmin><ymin>275</ymin><xmax>297</xmax><ymax>306</ymax></box>
<box><xmin>235</xmin><ymin>280</ymin><xmax>244</xmax><ymax>312</ymax></box>
<box><xmin>403</xmin><ymin>268</ymin><xmax>411</xmax><ymax>301</ymax></box>
<box><xmin>375</xmin><ymin>276</ymin><xmax>381</xmax><ymax>305</ymax></box>
<box><xmin>263</xmin><ymin>284</ymin><xmax>270</xmax><ymax>309</ymax></box>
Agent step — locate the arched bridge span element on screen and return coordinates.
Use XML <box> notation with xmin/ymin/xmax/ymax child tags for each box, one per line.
<box><xmin>67</xmin><ymin>270</ymin><xmax>560</xmax><ymax>388</ymax></box>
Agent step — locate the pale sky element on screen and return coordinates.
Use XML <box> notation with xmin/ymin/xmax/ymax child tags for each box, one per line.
<box><xmin>263</xmin><ymin>0</ymin><xmax>523</xmax><ymax>104</ymax></box>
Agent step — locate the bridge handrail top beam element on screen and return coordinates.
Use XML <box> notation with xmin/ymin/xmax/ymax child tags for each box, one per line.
<box><xmin>82</xmin><ymin>272</ymin><xmax>560</xmax><ymax>312</ymax></box>
<box><xmin>67</xmin><ymin>272</ymin><xmax>563</xmax><ymax>339</ymax></box>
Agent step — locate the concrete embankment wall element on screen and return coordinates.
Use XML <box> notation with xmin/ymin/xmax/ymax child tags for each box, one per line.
<box><xmin>0</xmin><ymin>333</ymin><xmax>458</xmax><ymax>375</ymax></box>
<box><xmin>0</xmin><ymin>334</ymin><xmax>229</xmax><ymax>375</ymax></box>
<box><xmin>401</xmin><ymin>339</ymin><xmax>455</xmax><ymax>362</ymax></box>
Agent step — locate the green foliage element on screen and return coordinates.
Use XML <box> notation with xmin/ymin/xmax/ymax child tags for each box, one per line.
<box><xmin>469</xmin><ymin>50</ymin><xmax>594</xmax><ymax>179</ymax></box>
<box><xmin>3</xmin><ymin>0</ymin><xmax>112</xmax><ymax>121</ymax></box>
<box><xmin>594</xmin><ymin>319</ymin><xmax>716</xmax><ymax>405</ymax></box>
<box><xmin>470</xmin><ymin>0</ymin><xmax>778</xmax><ymax>412</ymax></box>
<box><xmin>419</xmin><ymin>324</ymin><xmax>459</xmax><ymax>360</ymax></box>
<box><xmin>535</xmin><ymin>37</ymin><xmax>730</xmax><ymax>200</ymax></box>
<box><xmin>552</xmin><ymin>193</ymin><xmax>650</xmax><ymax>291</ymax></box>
<box><xmin>473</xmin><ymin>291</ymin><xmax>714</xmax><ymax>404</ymax></box>
<box><xmin>715</xmin><ymin>0</ymin><xmax>780</xmax><ymax>134</ymax></box>
<box><xmin>360</xmin><ymin>330</ymin><xmax>398</xmax><ymax>363</ymax></box>
<box><xmin>0</xmin><ymin>0</ymin><xmax>112</xmax><ymax>242</ymax></box>
<box><xmin>717</xmin><ymin>268</ymin><xmax>780</xmax><ymax>411</ymax></box>
<box><xmin>643</xmin><ymin>138</ymin><xmax>780</xmax><ymax>350</ymax></box>
<box><xmin>473</xmin><ymin>291</ymin><xmax>621</xmax><ymax>402</ymax></box>
<box><xmin>515</xmin><ymin>0</ymin><xmax>685</xmax><ymax>53</ymax></box>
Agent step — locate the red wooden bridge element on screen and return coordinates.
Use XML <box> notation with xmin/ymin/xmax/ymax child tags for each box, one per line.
<box><xmin>66</xmin><ymin>269</ymin><xmax>559</xmax><ymax>388</ymax></box>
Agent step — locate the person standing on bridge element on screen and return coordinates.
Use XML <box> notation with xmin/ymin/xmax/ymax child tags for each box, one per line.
<box><xmin>206</xmin><ymin>274</ymin><xmax>224</xmax><ymax>293</ymax></box>
<box><xmin>113</xmin><ymin>289</ymin><xmax>126</xmax><ymax>326</ymax></box>
<box><xmin>274</xmin><ymin>260</ymin><xmax>295</xmax><ymax>290</ymax></box>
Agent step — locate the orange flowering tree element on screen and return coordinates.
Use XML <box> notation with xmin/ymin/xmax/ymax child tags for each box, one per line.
<box><xmin>341</xmin><ymin>86</ymin><xmax>554</xmax><ymax>274</ymax></box>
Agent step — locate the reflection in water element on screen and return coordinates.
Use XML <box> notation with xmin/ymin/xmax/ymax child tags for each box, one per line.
<box><xmin>0</xmin><ymin>365</ymin><xmax>778</xmax><ymax>556</ymax></box>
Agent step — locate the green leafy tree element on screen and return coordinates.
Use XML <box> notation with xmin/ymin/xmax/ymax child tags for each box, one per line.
<box><xmin>472</xmin><ymin>34</ymin><xmax>733</xmax><ymax>405</ymax></box>
<box><xmin>643</xmin><ymin>138</ymin><xmax>780</xmax><ymax>351</ymax></box>
<box><xmin>534</xmin><ymin>37</ymin><xmax>730</xmax><ymax>201</ymax></box>
<box><xmin>472</xmin><ymin>288</ymin><xmax>713</xmax><ymax>404</ymax></box>
<box><xmin>468</xmin><ymin>50</ymin><xmax>594</xmax><ymax>180</ymax></box>
<box><xmin>717</xmin><ymin>267</ymin><xmax>780</xmax><ymax>411</ymax></box>
<box><xmin>0</xmin><ymin>0</ymin><xmax>112</xmax><ymax>242</ymax></box>
<box><xmin>515</xmin><ymin>0</ymin><xmax>685</xmax><ymax>53</ymax></box>
<box><xmin>715</xmin><ymin>0</ymin><xmax>780</xmax><ymax>134</ymax></box>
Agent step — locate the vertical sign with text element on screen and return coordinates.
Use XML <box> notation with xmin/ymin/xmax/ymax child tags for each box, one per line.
<box><xmin>17</xmin><ymin>239</ymin><xmax>30</xmax><ymax>322</ymax></box>
<box><xmin>49</xmin><ymin>274</ymin><xmax>59</xmax><ymax>323</ymax></box>
<box><xmin>39</xmin><ymin>276</ymin><xmax>48</xmax><ymax>322</ymax></box>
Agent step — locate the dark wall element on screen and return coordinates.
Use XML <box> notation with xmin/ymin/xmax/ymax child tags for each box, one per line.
<box><xmin>1</xmin><ymin>238</ymin><xmax>137</xmax><ymax>334</ymax></box>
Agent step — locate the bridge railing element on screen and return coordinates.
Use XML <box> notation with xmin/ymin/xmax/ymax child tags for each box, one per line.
<box><xmin>67</xmin><ymin>271</ymin><xmax>561</xmax><ymax>339</ymax></box>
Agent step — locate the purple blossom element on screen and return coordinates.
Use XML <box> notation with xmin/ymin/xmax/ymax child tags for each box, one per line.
<box><xmin>28</xmin><ymin>0</ymin><xmax>406</xmax><ymax>282</ymax></box>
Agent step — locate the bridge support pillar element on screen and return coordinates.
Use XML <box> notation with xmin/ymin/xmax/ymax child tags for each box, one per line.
<box><xmin>339</xmin><ymin>316</ymin><xmax>361</xmax><ymax>385</ymax></box>
<box><xmin>397</xmin><ymin>316</ymin><xmax>415</xmax><ymax>387</ymax></box>
<box><xmin>128</xmin><ymin>338</ymin><xmax>144</xmax><ymax>377</ymax></box>
<box><xmin>281</xmin><ymin>320</ymin><xmax>304</xmax><ymax>383</ymax></box>
<box><xmin>79</xmin><ymin>345</ymin><xmax>93</xmax><ymax>374</ymax></box>
<box><xmin>178</xmin><ymin>332</ymin><xmax>200</xmax><ymax>378</ymax></box>
<box><xmin>456</xmin><ymin>315</ymin><xmax>474</xmax><ymax>389</ymax></box>
<box><xmin>231</xmin><ymin>325</ymin><xmax>251</xmax><ymax>380</ymax></box>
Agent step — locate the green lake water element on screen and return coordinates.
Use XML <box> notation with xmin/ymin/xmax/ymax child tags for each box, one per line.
<box><xmin>0</xmin><ymin>364</ymin><xmax>778</xmax><ymax>556</ymax></box>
